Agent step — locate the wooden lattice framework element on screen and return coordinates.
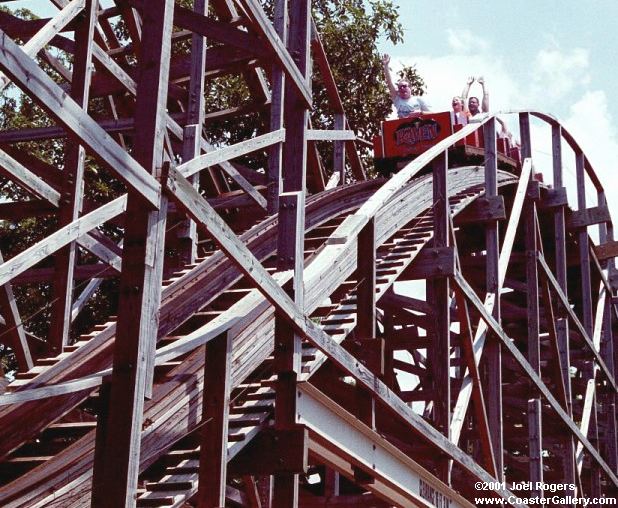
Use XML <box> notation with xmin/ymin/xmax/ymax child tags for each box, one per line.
<box><xmin>0</xmin><ymin>1</ymin><xmax>615</xmax><ymax>507</ymax></box>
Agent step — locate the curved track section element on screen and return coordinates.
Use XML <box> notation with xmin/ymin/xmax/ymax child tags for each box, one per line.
<box><xmin>0</xmin><ymin>2</ymin><xmax>615</xmax><ymax>507</ymax></box>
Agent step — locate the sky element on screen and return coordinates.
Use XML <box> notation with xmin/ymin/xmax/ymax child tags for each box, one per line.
<box><xmin>378</xmin><ymin>0</ymin><xmax>618</xmax><ymax>220</ymax></box>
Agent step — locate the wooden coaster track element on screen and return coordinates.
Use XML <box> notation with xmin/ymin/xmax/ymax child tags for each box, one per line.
<box><xmin>0</xmin><ymin>1</ymin><xmax>615</xmax><ymax>507</ymax></box>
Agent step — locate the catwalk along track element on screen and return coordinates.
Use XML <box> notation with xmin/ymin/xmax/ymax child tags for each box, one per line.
<box><xmin>0</xmin><ymin>1</ymin><xmax>616</xmax><ymax>507</ymax></box>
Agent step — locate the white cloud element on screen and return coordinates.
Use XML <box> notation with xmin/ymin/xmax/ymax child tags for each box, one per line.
<box><xmin>564</xmin><ymin>91</ymin><xmax>618</xmax><ymax>214</ymax></box>
<box><xmin>530</xmin><ymin>47</ymin><xmax>590</xmax><ymax>104</ymax></box>
<box><xmin>446</xmin><ymin>29</ymin><xmax>490</xmax><ymax>54</ymax></box>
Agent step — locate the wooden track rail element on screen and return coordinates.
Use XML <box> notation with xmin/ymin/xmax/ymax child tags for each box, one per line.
<box><xmin>0</xmin><ymin>2</ymin><xmax>616</xmax><ymax>507</ymax></box>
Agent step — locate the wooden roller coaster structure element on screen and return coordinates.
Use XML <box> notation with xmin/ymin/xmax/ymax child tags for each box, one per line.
<box><xmin>0</xmin><ymin>0</ymin><xmax>616</xmax><ymax>506</ymax></box>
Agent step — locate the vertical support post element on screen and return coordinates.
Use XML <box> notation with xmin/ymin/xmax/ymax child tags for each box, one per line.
<box><xmin>575</xmin><ymin>152</ymin><xmax>594</xmax><ymax>336</ymax></box>
<box><xmin>274</xmin><ymin>192</ymin><xmax>304</xmax><ymax>508</ymax></box>
<box><xmin>575</xmin><ymin>150</ymin><xmax>601</xmax><ymax>495</ymax></box>
<box><xmin>597</xmin><ymin>192</ymin><xmax>618</xmax><ymax>473</ymax></box>
<box><xmin>273</xmin><ymin>195</ymin><xmax>304</xmax><ymax>507</ymax></box>
<box><xmin>357</xmin><ymin>218</ymin><xmax>376</xmax><ymax>339</ymax></box>
<box><xmin>334</xmin><ymin>113</ymin><xmax>345</xmax><ymax>185</ymax></box>
<box><xmin>273</xmin><ymin>1</ymin><xmax>310</xmax><ymax>504</ymax></box>
<box><xmin>178</xmin><ymin>0</ymin><xmax>208</xmax><ymax>265</ymax></box>
<box><xmin>485</xmin><ymin>116</ymin><xmax>503</xmax><ymax>479</ymax></box>
<box><xmin>92</xmin><ymin>379</ymin><xmax>111</xmax><ymax>504</ymax></box>
<box><xmin>197</xmin><ymin>331</ymin><xmax>232</xmax><ymax>507</ymax></box>
<box><xmin>429</xmin><ymin>150</ymin><xmax>450</xmax><ymax>483</ymax></box>
<box><xmin>551</xmin><ymin>124</ymin><xmax>577</xmax><ymax>493</ymax></box>
<box><xmin>179</xmin><ymin>124</ymin><xmax>201</xmax><ymax>265</ymax></box>
<box><xmin>91</xmin><ymin>2</ymin><xmax>173</xmax><ymax>506</ymax></box>
<box><xmin>525</xmin><ymin>198</ymin><xmax>543</xmax><ymax>495</ymax></box>
<box><xmin>355</xmin><ymin>216</ymin><xmax>377</xmax><ymax>434</ymax></box>
<box><xmin>267</xmin><ymin>0</ymin><xmax>287</xmax><ymax>215</ymax></box>
<box><xmin>49</xmin><ymin>0</ymin><xmax>98</xmax><ymax>353</ymax></box>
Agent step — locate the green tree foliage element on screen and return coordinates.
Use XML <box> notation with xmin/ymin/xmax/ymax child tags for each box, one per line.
<box><xmin>0</xmin><ymin>1</ymin><xmax>424</xmax><ymax>373</ymax></box>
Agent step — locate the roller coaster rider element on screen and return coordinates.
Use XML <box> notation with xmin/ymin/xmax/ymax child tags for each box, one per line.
<box><xmin>382</xmin><ymin>54</ymin><xmax>431</xmax><ymax>118</ymax></box>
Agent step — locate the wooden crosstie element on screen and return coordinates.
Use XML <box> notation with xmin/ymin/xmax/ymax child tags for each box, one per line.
<box><xmin>0</xmin><ymin>1</ymin><xmax>615</xmax><ymax>507</ymax></box>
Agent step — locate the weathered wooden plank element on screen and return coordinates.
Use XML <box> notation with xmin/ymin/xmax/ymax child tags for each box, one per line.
<box><xmin>333</xmin><ymin>115</ymin><xmax>346</xmax><ymax>185</ymax></box>
<box><xmin>0</xmin><ymin>199</ymin><xmax>56</xmax><ymax>219</ymax></box>
<box><xmin>597</xmin><ymin>192</ymin><xmax>618</xmax><ymax>474</ymax></box>
<box><xmin>237</xmin><ymin>0</ymin><xmax>312</xmax><ymax>106</ymax></box>
<box><xmin>176</xmin><ymin>0</ymin><xmax>207</xmax><ymax>266</ymax></box>
<box><xmin>76</xmin><ymin>232</ymin><xmax>122</xmax><ymax>272</ymax></box>
<box><xmin>0</xmin><ymin>28</ymin><xmax>161</xmax><ymax>207</ymax></box>
<box><xmin>305</xmin><ymin>129</ymin><xmax>356</xmax><ymax>141</ymax></box>
<box><xmin>274</xmin><ymin>37</ymin><xmax>308</xmax><ymax>492</ymax></box>
<box><xmin>455</xmin><ymin>195</ymin><xmax>505</xmax><ymax>224</ymax></box>
<box><xmin>0</xmin><ymin>196</ymin><xmax>127</xmax><ymax>287</ymax></box>
<box><xmin>197</xmin><ymin>331</ymin><xmax>232</xmax><ymax>507</ymax></box>
<box><xmin>380</xmin><ymin>291</ymin><xmax>431</xmax><ymax>315</ymax></box>
<box><xmin>594</xmin><ymin>240</ymin><xmax>618</xmax><ymax>262</ymax></box>
<box><xmin>91</xmin><ymin>1</ymin><xmax>173</xmax><ymax>505</ymax></box>
<box><xmin>275</xmin><ymin>191</ymin><xmax>304</xmax><ymax>372</ymax></box>
<box><xmin>49</xmin><ymin>0</ymin><xmax>98</xmax><ymax>353</ymax></box>
<box><xmin>551</xmin><ymin>123</ymin><xmax>577</xmax><ymax>492</ymax></box>
<box><xmin>450</xmin><ymin>158</ymin><xmax>532</xmax><ymax>449</ymax></box>
<box><xmin>539</xmin><ymin>186</ymin><xmax>568</xmax><ymax>209</ymax></box>
<box><xmin>0</xmin><ymin>250</ymin><xmax>32</xmax><ymax>371</ymax></box>
<box><xmin>71</xmin><ymin>277</ymin><xmax>103</xmax><ymax>321</ymax></box>
<box><xmin>229</xmin><ymin>427</ymin><xmax>308</xmax><ymax>475</ymax></box>
<box><xmin>452</xmin><ymin>285</ymin><xmax>497</xmax><ymax>478</ymax></box>
<box><xmin>485</xmin><ymin>116</ymin><xmax>503</xmax><ymax>479</ymax></box>
<box><xmin>429</xmin><ymin>151</ymin><xmax>450</xmax><ymax>483</ymax></box>
<box><xmin>173</xmin><ymin>2</ymin><xmax>267</xmax><ymax>57</ymax></box>
<box><xmin>0</xmin><ymin>0</ymin><xmax>86</xmax><ymax>91</ymax></box>
<box><xmin>0</xmin><ymin>149</ymin><xmax>61</xmax><ymax>205</ymax></box>
<box><xmin>567</xmin><ymin>205</ymin><xmax>611</xmax><ymax>230</ymax></box>
<box><xmin>356</xmin><ymin>218</ymin><xmax>376</xmax><ymax>339</ymax></box>
<box><xmin>402</xmin><ymin>247</ymin><xmax>455</xmax><ymax>279</ymax></box>
<box><xmin>265</xmin><ymin>0</ymin><xmax>286</xmax><ymax>214</ymax></box>
<box><xmin>165</xmin><ymin>119</ymin><xmax>266</xmax><ymax>209</ymax></box>
<box><xmin>178</xmin><ymin>129</ymin><xmax>285</xmax><ymax>179</ymax></box>
<box><xmin>576</xmin><ymin>378</ymin><xmax>596</xmax><ymax>474</ymax></box>
<box><xmin>525</xmin><ymin>201</ymin><xmax>543</xmax><ymax>493</ymax></box>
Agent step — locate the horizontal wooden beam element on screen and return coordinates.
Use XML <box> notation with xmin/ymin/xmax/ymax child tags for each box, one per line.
<box><xmin>0</xmin><ymin>200</ymin><xmax>56</xmax><ymax>219</ymax></box>
<box><xmin>455</xmin><ymin>195</ymin><xmax>506</xmax><ymax>224</ymax></box>
<box><xmin>567</xmin><ymin>205</ymin><xmax>611</xmax><ymax>229</ymax></box>
<box><xmin>229</xmin><ymin>426</ymin><xmax>308</xmax><ymax>475</ymax></box>
<box><xmin>172</xmin><ymin>2</ymin><xmax>268</xmax><ymax>58</ymax></box>
<box><xmin>166</xmin><ymin>117</ymin><xmax>268</xmax><ymax>210</ymax></box>
<box><xmin>305</xmin><ymin>130</ymin><xmax>356</xmax><ymax>141</ymax></box>
<box><xmin>401</xmin><ymin>247</ymin><xmax>455</xmax><ymax>279</ymax></box>
<box><xmin>0</xmin><ymin>29</ymin><xmax>161</xmax><ymax>207</ymax></box>
<box><xmin>539</xmin><ymin>186</ymin><xmax>568</xmax><ymax>209</ymax></box>
<box><xmin>595</xmin><ymin>240</ymin><xmax>618</xmax><ymax>262</ymax></box>
<box><xmin>13</xmin><ymin>264</ymin><xmax>116</xmax><ymax>284</ymax></box>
